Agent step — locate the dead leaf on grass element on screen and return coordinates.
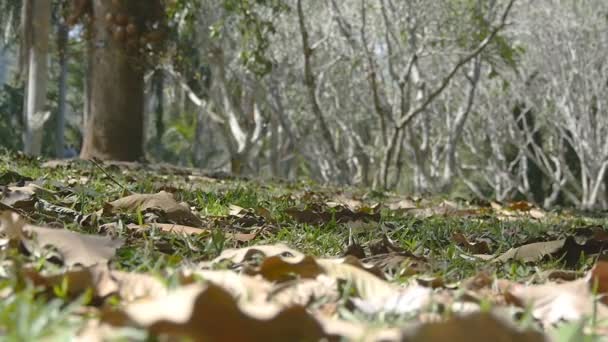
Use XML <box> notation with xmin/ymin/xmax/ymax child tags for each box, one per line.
<box><xmin>1</xmin><ymin>184</ymin><xmax>40</xmax><ymax>210</ymax></box>
<box><xmin>352</xmin><ymin>284</ymin><xmax>432</xmax><ymax>315</ymax></box>
<box><xmin>317</xmin><ymin>258</ymin><xmax>396</xmax><ymax>300</ymax></box>
<box><xmin>268</xmin><ymin>275</ymin><xmax>340</xmax><ymax>307</ymax></box>
<box><xmin>102</xmin><ymin>283</ymin><xmax>329</xmax><ymax>341</ymax></box>
<box><xmin>494</xmin><ymin>234</ymin><xmax>608</xmax><ymax>266</ymax></box>
<box><xmin>246</xmin><ymin>255</ymin><xmax>323</xmax><ymax>282</ymax></box>
<box><xmin>452</xmin><ymin>232</ymin><xmax>492</xmax><ymax>255</ymax></box>
<box><xmin>501</xmin><ymin>261</ymin><xmax>608</xmax><ymax>326</ymax></box>
<box><xmin>185</xmin><ymin>270</ymin><xmax>272</xmax><ymax>303</ymax></box>
<box><xmin>0</xmin><ymin>211</ymin><xmax>123</xmax><ymax>266</ymax></box>
<box><xmin>493</xmin><ymin>239</ymin><xmax>566</xmax><ymax>264</ymax></box>
<box><xmin>129</xmin><ymin>222</ymin><xmax>208</xmax><ymax>235</ymax></box>
<box><xmin>103</xmin><ymin>191</ymin><xmax>203</xmax><ymax>227</ymax></box>
<box><xmin>23</xmin><ymin>265</ymin><xmax>166</xmax><ymax>301</ymax></box>
<box><xmin>213</xmin><ymin>244</ymin><xmax>305</xmax><ymax>265</ymax></box>
<box><xmin>404</xmin><ymin>311</ymin><xmax>547</xmax><ymax>342</ymax></box>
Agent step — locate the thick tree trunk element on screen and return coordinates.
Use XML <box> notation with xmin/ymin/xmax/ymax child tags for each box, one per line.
<box><xmin>80</xmin><ymin>0</ymin><xmax>145</xmax><ymax>161</ymax></box>
<box><xmin>23</xmin><ymin>0</ymin><xmax>51</xmax><ymax>156</ymax></box>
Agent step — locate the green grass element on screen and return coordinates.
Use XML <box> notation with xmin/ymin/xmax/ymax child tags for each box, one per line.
<box><xmin>1</xmin><ymin>150</ymin><xmax>607</xmax><ymax>339</ymax></box>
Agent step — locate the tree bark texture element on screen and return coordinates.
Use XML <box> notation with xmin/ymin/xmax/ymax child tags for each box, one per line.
<box><xmin>80</xmin><ymin>0</ymin><xmax>157</xmax><ymax>160</ymax></box>
<box><xmin>23</xmin><ymin>0</ymin><xmax>51</xmax><ymax>156</ymax></box>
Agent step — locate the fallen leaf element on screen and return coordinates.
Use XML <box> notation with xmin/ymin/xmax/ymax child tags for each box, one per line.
<box><xmin>103</xmin><ymin>191</ymin><xmax>203</xmax><ymax>227</ymax></box>
<box><xmin>268</xmin><ymin>275</ymin><xmax>340</xmax><ymax>307</ymax></box>
<box><xmin>102</xmin><ymin>283</ymin><xmax>329</xmax><ymax>341</ymax></box>
<box><xmin>452</xmin><ymin>232</ymin><xmax>491</xmax><ymax>254</ymax></box>
<box><xmin>24</xmin><ymin>265</ymin><xmax>166</xmax><ymax>301</ymax></box>
<box><xmin>246</xmin><ymin>255</ymin><xmax>323</xmax><ymax>282</ymax></box>
<box><xmin>213</xmin><ymin>244</ymin><xmax>305</xmax><ymax>265</ymax></box>
<box><xmin>404</xmin><ymin>311</ymin><xmax>547</xmax><ymax>342</ymax></box>
<box><xmin>0</xmin><ymin>211</ymin><xmax>123</xmax><ymax>266</ymax></box>
<box><xmin>317</xmin><ymin>258</ymin><xmax>396</xmax><ymax>300</ymax></box>
<box><xmin>129</xmin><ymin>223</ymin><xmax>208</xmax><ymax>235</ymax></box>
<box><xmin>386</xmin><ymin>198</ymin><xmax>417</xmax><ymax>211</ymax></box>
<box><xmin>352</xmin><ymin>284</ymin><xmax>432</xmax><ymax>314</ymax></box>
<box><xmin>187</xmin><ymin>270</ymin><xmax>272</xmax><ymax>303</ymax></box>
<box><xmin>494</xmin><ymin>235</ymin><xmax>608</xmax><ymax>267</ymax></box>
<box><xmin>502</xmin><ymin>261</ymin><xmax>608</xmax><ymax>326</ymax></box>
<box><xmin>493</xmin><ymin>239</ymin><xmax>565</xmax><ymax>264</ymax></box>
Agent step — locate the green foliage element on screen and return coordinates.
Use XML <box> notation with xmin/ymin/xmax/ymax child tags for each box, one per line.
<box><xmin>0</xmin><ymin>83</ymin><xmax>23</xmax><ymax>150</ymax></box>
<box><xmin>0</xmin><ymin>284</ymin><xmax>83</xmax><ymax>341</ymax></box>
<box><xmin>0</xmin><ymin>0</ymin><xmax>22</xmax><ymax>45</ymax></box>
<box><xmin>448</xmin><ymin>0</ymin><xmax>523</xmax><ymax>72</ymax></box>
<box><xmin>217</xmin><ymin>0</ymin><xmax>289</xmax><ymax>76</ymax></box>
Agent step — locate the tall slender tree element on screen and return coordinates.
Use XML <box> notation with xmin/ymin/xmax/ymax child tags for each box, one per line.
<box><xmin>22</xmin><ymin>0</ymin><xmax>52</xmax><ymax>155</ymax></box>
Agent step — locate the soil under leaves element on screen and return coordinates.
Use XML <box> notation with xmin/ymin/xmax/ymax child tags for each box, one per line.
<box><xmin>1</xmin><ymin>152</ymin><xmax>608</xmax><ymax>341</ymax></box>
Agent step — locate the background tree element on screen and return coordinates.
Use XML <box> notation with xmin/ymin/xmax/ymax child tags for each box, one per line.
<box><xmin>72</xmin><ymin>0</ymin><xmax>166</xmax><ymax>161</ymax></box>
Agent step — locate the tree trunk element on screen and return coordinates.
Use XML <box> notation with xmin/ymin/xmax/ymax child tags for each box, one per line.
<box><xmin>80</xmin><ymin>0</ymin><xmax>151</xmax><ymax>161</ymax></box>
<box><xmin>23</xmin><ymin>0</ymin><xmax>51</xmax><ymax>156</ymax></box>
<box><xmin>56</xmin><ymin>18</ymin><xmax>69</xmax><ymax>158</ymax></box>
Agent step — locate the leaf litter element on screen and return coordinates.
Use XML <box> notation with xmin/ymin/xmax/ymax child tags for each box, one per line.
<box><xmin>2</xmin><ymin>159</ymin><xmax>608</xmax><ymax>340</ymax></box>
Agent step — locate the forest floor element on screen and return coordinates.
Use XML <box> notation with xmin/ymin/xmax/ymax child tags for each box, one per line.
<box><xmin>0</xmin><ymin>151</ymin><xmax>607</xmax><ymax>341</ymax></box>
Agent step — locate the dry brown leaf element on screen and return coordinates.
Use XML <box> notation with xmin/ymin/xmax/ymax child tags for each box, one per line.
<box><xmin>228</xmin><ymin>204</ymin><xmax>246</xmax><ymax>217</ymax></box>
<box><xmin>317</xmin><ymin>259</ymin><xmax>396</xmax><ymax>300</ymax></box>
<box><xmin>452</xmin><ymin>232</ymin><xmax>492</xmax><ymax>254</ymax></box>
<box><xmin>493</xmin><ymin>239</ymin><xmax>565</xmax><ymax>264</ymax></box>
<box><xmin>246</xmin><ymin>255</ymin><xmax>323</xmax><ymax>282</ymax></box>
<box><xmin>103</xmin><ymin>191</ymin><xmax>203</xmax><ymax>227</ymax></box>
<box><xmin>23</xmin><ymin>265</ymin><xmax>115</xmax><ymax>299</ymax></box>
<box><xmin>268</xmin><ymin>275</ymin><xmax>340</xmax><ymax>307</ymax></box>
<box><xmin>0</xmin><ymin>210</ymin><xmax>27</xmax><ymax>240</ymax></box>
<box><xmin>404</xmin><ymin>312</ymin><xmax>547</xmax><ymax>342</ymax></box>
<box><xmin>26</xmin><ymin>225</ymin><xmax>123</xmax><ymax>266</ymax></box>
<box><xmin>386</xmin><ymin>198</ymin><xmax>417</xmax><ymax>211</ymax></box>
<box><xmin>352</xmin><ymin>284</ymin><xmax>432</xmax><ymax>314</ymax></box>
<box><xmin>502</xmin><ymin>261</ymin><xmax>608</xmax><ymax>326</ymax></box>
<box><xmin>110</xmin><ymin>270</ymin><xmax>168</xmax><ymax>302</ymax></box>
<box><xmin>102</xmin><ymin>283</ymin><xmax>329</xmax><ymax>341</ymax></box>
<box><xmin>23</xmin><ymin>265</ymin><xmax>166</xmax><ymax>301</ymax></box>
<box><xmin>213</xmin><ymin>244</ymin><xmax>305</xmax><ymax>265</ymax></box>
<box><xmin>334</xmin><ymin>255</ymin><xmax>388</xmax><ymax>279</ymax></box>
<box><xmin>1</xmin><ymin>211</ymin><xmax>123</xmax><ymax>266</ymax></box>
<box><xmin>128</xmin><ymin>223</ymin><xmax>208</xmax><ymax>235</ymax></box>
<box><xmin>188</xmin><ymin>270</ymin><xmax>272</xmax><ymax>303</ymax></box>
<box><xmin>1</xmin><ymin>184</ymin><xmax>43</xmax><ymax>210</ymax></box>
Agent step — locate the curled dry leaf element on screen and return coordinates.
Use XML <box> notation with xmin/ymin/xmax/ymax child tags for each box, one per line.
<box><xmin>501</xmin><ymin>261</ymin><xmax>608</xmax><ymax>326</ymax></box>
<box><xmin>494</xmin><ymin>235</ymin><xmax>608</xmax><ymax>267</ymax></box>
<box><xmin>102</xmin><ymin>283</ymin><xmax>329</xmax><ymax>341</ymax></box>
<box><xmin>452</xmin><ymin>232</ymin><xmax>492</xmax><ymax>255</ymax></box>
<box><xmin>24</xmin><ymin>265</ymin><xmax>166</xmax><ymax>301</ymax></box>
<box><xmin>317</xmin><ymin>258</ymin><xmax>396</xmax><ymax>300</ymax></box>
<box><xmin>404</xmin><ymin>311</ymin><xmax>547</xmax><ymax>342</ymax></box>
<box><xmin>268</xmin><ymin>275</ymin><xmax>340</xmax><ymax>307</ymax></box>
<box><xmin>213</xmin><ymin>244</ymin><xmax>305</xmax><ymax>265</ymax></box>
<box><xmin>103</xmin><ymin>191</ymin><xmax>203</xmax><ymax>227</ymax></box>
<box><xmin>213</xmin><ymin>245</ymin><xmax>397</xmax><ymax>301</ymax></box>
<box><xmin>186</xmin><ymin>270</ymin><xmax>272</xmax><ymax>303</ymax></box>
<box><xmin>1</xmin><ymin>184</ymin><xmax>45</xmax><ymax>210</ymax></box>
<box><xmin>26</xmin><ymin>226</ymin><xmax>123</xmax><ymax>267</ymax></box>
<box><xmin>352</xmin><ymin>284</ymin><xmax>432</xmax><ymax>315</ymax></box>
<box><xmin>128</xmin><ymin>222</ymin><xmax>208</xmax><ymax>235</ymax></box>
<box><xmin>493</xmin><ymin>239</ymin><xmax>565</xmax><ymax>264</ymax></box>
<box><xmin>246</xmin><ymin>255</ymin><xmax>323</xmax><ymax>282</ymax></box>
<box><xmin>1</xmin><ymin>211</ymin><xmax>123</xmax><ymax>266</ymax></box>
